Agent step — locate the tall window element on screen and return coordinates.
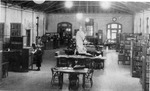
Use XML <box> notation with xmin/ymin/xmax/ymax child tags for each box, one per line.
<box><xmin>85</xmin><ymin>19</ymin><xmax>94</xmax><ymax>36</ymax></box>
<box><xmin>0</xmin><ymin>23</ymin><xmax>4</xmax><ymax>41</ymax></box>
<box><xmin>107</xmin><ymin>23</ymin><xmax>122</xmax><ymax>41</ymax></box>
<box><xmin>10</xmin><ymin>23</ymin><xmax>21</xmax><ymax>37</ymax></box>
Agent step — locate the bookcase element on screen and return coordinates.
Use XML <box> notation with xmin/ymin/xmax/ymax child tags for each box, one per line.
<box><xmin>131</xmin><ymin>34</ymin><xmax>142</xmax><ymax>77</ymax></box>
<box><xmin>10</xmin><ymin>36</ymin><xmax>23</xmax><ymax>50</ymax></box>
<box><xmin>3</xmin><ymin>36</ymin><xmax>33</xmax><ymax>72</ymax></box>
<box><xmin>120</xmin><ymin>33</ymin><xmax>133</xmax><ymax>65</ymax></box>
<box><xmin>118</xmin><ymin>40</ymin><xmax>124</xmax><ymax>64</ymax></box>
<box><xmin>140</xmin><ymin>35</ymin><xmax>149</xmax><ymax>91</ymax></box>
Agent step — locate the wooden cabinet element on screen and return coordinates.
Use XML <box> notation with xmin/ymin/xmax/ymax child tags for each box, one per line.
<box><xmin>10</xmin><ymin>36</ymin><xmax>23</xmax><ymax>50</ymax></box>
<box><xmin>140</xmin><ymin>36</ymin><xmax>150</xmax><ymax>91</ymax></box>
<box><xmin>131</xmin><ymin>39</ymin><xmax>142</xmax><ymax>77</ymax></box>
<box><xmin>3</xmin><ymin>51</ymin><xmax>22</xmax><ymax>72</ymax></box>
<box><xmin>22</xmin><ymin>47</ymin><xmax>32</xmax><ymax>72</ymax></box>
<box><xmin>3</xmin><ymin>48</ymin><xmax>32</xmax><ymax>72</ymax></box>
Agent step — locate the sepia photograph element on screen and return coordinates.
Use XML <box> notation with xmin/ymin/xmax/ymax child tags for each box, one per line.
<box><xmin>0</xmin><ymin>0</ymin><xmax>149</xmax><ymax>91</ymax></box>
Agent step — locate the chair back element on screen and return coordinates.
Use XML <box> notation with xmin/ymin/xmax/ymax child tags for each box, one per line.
<box><xmin>51</xmin><ymin>68</ymin><xmax>54</xmax><ymax>75</ymax></box>
<box><xmin>86</xmin><ymin>69</ymin><xmax>94</xmax><ymax>79</ymax></box>
<box><xmin>51</xmin><ymin>67</ymin><xmax>57</xmax><ymax>75</ymax></box>
<box><xmin>74</xmin><ymin>49</ymin><xmax>77</xmax><ymax>55</ymax></box>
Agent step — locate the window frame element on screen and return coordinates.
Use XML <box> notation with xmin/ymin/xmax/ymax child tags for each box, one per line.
<box><xmin>106</xmin><ymin>23</ymin><xmax>122</xmax><ymax>41</ymax></box>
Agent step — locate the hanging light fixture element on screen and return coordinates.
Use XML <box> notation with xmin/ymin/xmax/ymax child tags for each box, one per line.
<box><xmin>33</xmin><ymin>0</ymin><xmax>45</xmax><ymax>4</ymax></box>
<box><xmin>65</xmin><ymin>1</ymin><xmax>73</xmax><ymax>9</ymax></box>
<box><xmin>85</xmin><ymin>18</ymin><xmax>90</xmax><ymax>22</ymax></box>
<box><xmin>76</xmin><ymin>1</ymin><xmax>83</xmax><ymax>20</ymax></box>
<box><xmin>100</xmin><ymin>1</ymin><xmax>111</xmax><ymax>9</ymax></box>
<box><xmin>76</xmin><ymin>13</ymin><xmax>83</xmax><ymax>20</ymax></box>
<box><xmin>85</xmin><ymin>1</ymin><xmax>89</xmax><ymax>22</ymax></box>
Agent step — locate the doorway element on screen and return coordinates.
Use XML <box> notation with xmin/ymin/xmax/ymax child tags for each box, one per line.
<box><xmin>57</xmin><ymin>22</ymin><xmax>72</xmax><ymax>46</ymax></box>
<box><xmin>26</xmin><ymin>29</ymin><xmax>31</xmax><ymax>47</ymax></box>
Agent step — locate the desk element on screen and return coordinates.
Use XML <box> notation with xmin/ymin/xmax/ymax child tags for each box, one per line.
<box><xmin>55</xmin><ymin>55</ymin><xmax>106</xmax><ymax>69</ymax></box>
<box><xmin>54</xmin><ymin>67</ymin><xmax>89</xmax><ymax>89</ymax></box>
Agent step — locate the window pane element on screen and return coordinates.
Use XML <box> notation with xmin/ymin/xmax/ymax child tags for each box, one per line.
<box><xmin>112</xmin><ymin>30</ymin><xmax>117</xmax><ymax>33</ymax></box>
<box><xmin>111</xmin><ymin>32</ymin><xmax>116</xmax><ymax>39</ymax></box>
<box><xmin>108</xmin><ymin>24</ymin><xmax>110</xmax><ymax>28</ymax></box>
<box><xmin>118</xmin><ymin>30</ymin><xmax>121</xmax><ymax>33</ymax></box>
<box><xmin>111</xmin><ymin>24</ymin><xmax>117</xmax><ymax>28</ymax></box>
<box><xmin>107</xmin><ymin>29</ymin><xmax>110</xmax><ymax>39</ymax></box>
<box><xmin>119</xmin><ymin>25</ymin><xmax>121</xmax><ymax>28</ymax></box>
<box><xmin>86</xmin><ymin>26</ymin><xmax>93</xmax><ymax>36</ymax></box>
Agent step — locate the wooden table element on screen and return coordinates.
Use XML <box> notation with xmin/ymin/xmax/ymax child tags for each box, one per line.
<box><xmin>55</xmin><ymin>55</ymin><xmax>106</xmax><ymax>69</ymax></box>
<box><xmin>54</xmin><ymin>67</ymin><xmax>89</xmax><ymax>89</ymax></box>
<box><xmin>55</xmin><ymin>55</ymin><xmax>106</xmax><ymax>60</ymax></box>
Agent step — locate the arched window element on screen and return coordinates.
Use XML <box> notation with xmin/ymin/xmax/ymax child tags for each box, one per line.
<box><xmin>106</xmin><ymin>23</ymin><xmax>122</xmax><ymax>41</ymax></box>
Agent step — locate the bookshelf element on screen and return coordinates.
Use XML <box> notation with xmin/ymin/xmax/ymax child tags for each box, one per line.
<box><xmin>123</xmin><ymin>33</ymin><xmax>133</xmax><ymax>65</ymax></box>
<box><xmin>140</xmin><ymin>35</ymin><xmax>150</xmax><ymax>91</ymax></box>
<box><xmin>131</xmin><ymin>34</ymin><xmax>142</xmax><ymax>77</ymax></box>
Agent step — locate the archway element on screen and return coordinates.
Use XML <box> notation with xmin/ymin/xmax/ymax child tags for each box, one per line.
<box><xmin>57</xmin><ymin>22</ymin><xmax>72</xmax><ymax>46</ymax></box>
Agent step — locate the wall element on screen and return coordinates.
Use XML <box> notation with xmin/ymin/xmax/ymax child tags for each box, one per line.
<box><xmin>0</xmin><ymin>4</ymin><xmax>46</xmax><ymax>45</ymax></box>
<box><xmin>47</xmin><ymin>13</ymin><xmax>133</xmax><ymax>41</ymax></box>
<box><xmin>134</xmin><ymin>10</ymin><xmax>150</xmax><ymax>34</ymax></box>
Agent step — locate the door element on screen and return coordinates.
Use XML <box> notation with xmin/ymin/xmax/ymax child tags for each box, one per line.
<box><xmin>26</xmin><ymin>29</ymin><xmax>31</xmax><ymax>47</ymax></box>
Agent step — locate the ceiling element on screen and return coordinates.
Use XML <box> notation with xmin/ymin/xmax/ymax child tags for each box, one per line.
<box><xmin>1</xmin><ymin>0</ymin><xmax>150</xmax><ymax>14</ymax></box>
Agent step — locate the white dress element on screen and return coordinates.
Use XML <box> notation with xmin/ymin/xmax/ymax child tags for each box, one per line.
<box><xmin>75</xmin><ymin>30</ymin><xmax>87</xmax><ymax>54</ymax></box>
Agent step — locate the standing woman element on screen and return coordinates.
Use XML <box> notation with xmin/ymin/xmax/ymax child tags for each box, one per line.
<box><xmin>34</xmin><ymin>46</ymin><xmax>43</xmax><ymax>71</ymax></box>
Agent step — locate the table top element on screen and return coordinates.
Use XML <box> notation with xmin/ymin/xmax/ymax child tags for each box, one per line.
<box><xmin>55</xmin><ymin>54</ymin><xmax>106</xmax><ymax>60</ymax></box>
<box><xmin>54</xmin><ymin>67</ymin><xmax>89</xmax><ymax>74</ymax></box>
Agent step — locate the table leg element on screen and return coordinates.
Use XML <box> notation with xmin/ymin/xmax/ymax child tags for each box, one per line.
<box><xmin>82</xmin><ymin>74</ymin><xmax>85</xmax><ymax>88</ymax></box>
<box><xmin>102</xmin><ymin>60</ymin><xmax>104</xmax><ymax>69</ymax></box>
<box><xmin>59</xmin><ymin>73</ymin><xmax>63</xmax><ymax>89</ymax></box>
<box><xmin>57</xmin><ymin>58</ymin><xmax>59</xmax><ymax>67</ymax></box>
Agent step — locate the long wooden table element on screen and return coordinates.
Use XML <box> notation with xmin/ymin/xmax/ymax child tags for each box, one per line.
<box><xmin>55</xmin><ymin>55</ymin><xmax>106</xmax><ymax>69</ymax></box>
<box><xmin>54</xmin><ymin>67</ymin><xmax>89</xmax><ymax>89</ymax></box>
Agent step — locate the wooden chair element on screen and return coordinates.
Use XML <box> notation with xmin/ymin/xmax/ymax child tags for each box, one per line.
<box><xmin>68</xmin><ymin>73</ymin><xmax>79</xmax><ymax>90</ymax></box>
<box><xmin>51</xmin><ymin>67</ymin><xmax>60</xmax><ymax>86</ymax></box>
<box><xmin>85</xmin><ymin>69</ymin><xmax>94</xmax><ymax>87</ymax></box>
<box><xmin>93</xmin><ymin>59</ymin><xmax>103</xmax><ymax>69</ymax></box>
<box><xmin>57</xmin><ymin>57</ymin><xmax>68</xmax><ymax>67</ymax></box>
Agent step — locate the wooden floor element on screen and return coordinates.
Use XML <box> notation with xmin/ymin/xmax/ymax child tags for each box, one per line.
<box><xmin>0</xmin><ymin>49</ymin><xmax>143</xmax><ymax>91</ymax></box>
